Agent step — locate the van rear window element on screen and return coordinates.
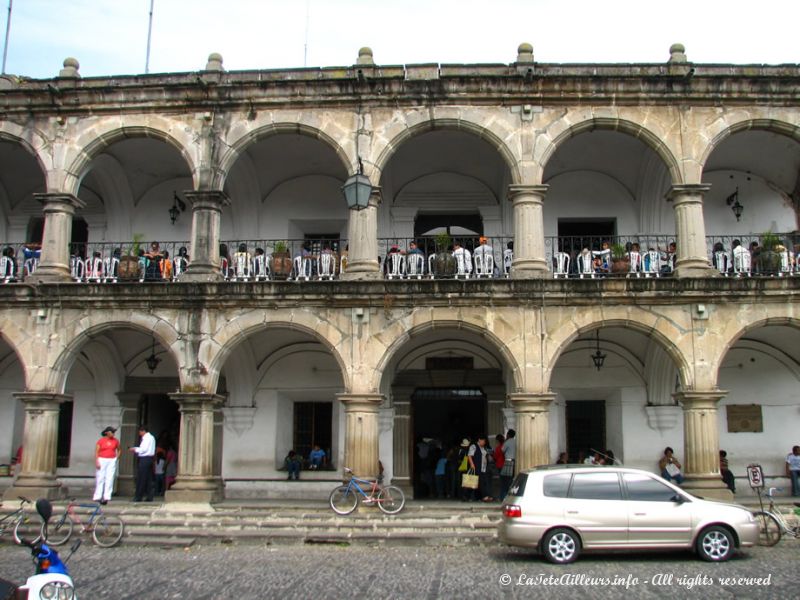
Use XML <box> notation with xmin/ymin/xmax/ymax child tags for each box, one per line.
<box><xmin>543</xmin><ymin>473</ymin><xmax>571</xmax><ymax>497</ymax></box>
<box><xmin>507</xmin><ymin>473</ymin><xmax>528</xmax><ymax>497</ymax></box>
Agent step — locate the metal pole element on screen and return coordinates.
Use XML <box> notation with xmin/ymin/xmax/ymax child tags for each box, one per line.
<box><xmin>2</xmin><ymin>0</ymin><xmax>13</xmax><ymax>75</ymax></box>
<box><xmin>145</xmin><ymin>0</ymin><xmax>154</xmax><ymax>74</ymax></box>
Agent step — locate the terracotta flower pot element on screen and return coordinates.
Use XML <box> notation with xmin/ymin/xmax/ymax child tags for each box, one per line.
<box><xmin>271</xmin><ymin>252</ymin><xmax>292</xmax><ymax>280</ymax></box>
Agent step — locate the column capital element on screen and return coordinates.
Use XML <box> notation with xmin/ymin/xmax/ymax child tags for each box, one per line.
<box><xmin>674</xmin><ymin>390</ymin><xmax>727</xmax><ymax>408</ymax></box>
<box><xmin>509</xmin><ymin>392</ymin><xmax>556</xmax><ymax>411</ymax></box>
<box><xmin>367</xmin><ymin>186</ymin><xmax>382</xmax><ymax>208</ymax></box>
<box><xmin>667</xmin><ymin>184</ymin><xmax>711</xmax><ymax>204</ymax></box>
<box><xmin>34</xmin><ymin>192</ymin><xmax>86</xmax><ymax>213</ymax></box>
<box><xmin>168</xmin><ymin>392</ymin><xmax>226</xmax><ymax>409</ymax></box>
<box><xmin>184</xmin><ymin>189</ymin><xmax>231</xmax><ymax>211</ymax></box>
<box><xmin>337</xmin><ymin>393</ymin><xmax>384</xmax><ymax>412</ymax></box>
<box><xmin>508</xmin><ymin>184</ymin><xmax>548</xmax><ymax>202</ymax></box>
<box><xmin>13</xmin><ymin>392</ymin><xmax>72</xmax><ymax>406</ymax></box>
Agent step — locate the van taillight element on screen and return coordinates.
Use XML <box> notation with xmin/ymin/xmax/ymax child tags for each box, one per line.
<box><xmin>503</xmin><ymin>504</ymin><xmax>522</xmax><ymax>518</ymax></box>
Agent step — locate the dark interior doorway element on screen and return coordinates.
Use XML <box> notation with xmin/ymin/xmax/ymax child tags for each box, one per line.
<box><xmin>139</xmin><ymin>394</ymin><xmax>180</xmax><ymax>453</ymax></box>
<box><xmin>566</xmin><ymin>400</ymin><xmax>606</xmax><ymax>463</ymax></box>
<box><xmin>557</xmin><ymin>219</ymin><xmax>616</xmax><ymax>254</ymax></box>
<box><xmin>411</xmin><ymin>388</ymin><xmax>486</xmax><ymax>498</ymax></box>
<box><xmin>414</xmin><ymin>214</ymin><xmax>483</xmax><ymax>238</ymax></box>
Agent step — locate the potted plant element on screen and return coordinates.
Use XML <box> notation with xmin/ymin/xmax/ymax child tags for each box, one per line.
<box><xmin>757</xmin><ymin>231</ymin><xmax>782</xmax><ymax>274</ymax></box>
<box><xmin>117</xmin><ymin>233</ymin><xmax>144</xmax><ymax>281</ymax></box>
<box><xmin>431</xmin><ymin>232</ymin><xmax>456</xmax><ymax>278</ymax></box>
<box><xmin>610</xmin><ymin>243</ymin><xmax>629</xmax><ymax>274</ymax></box>
<box><xmin>270</xmin><ymin>240</ymin><xmax>292</xmax><ymax>280</ymax></box>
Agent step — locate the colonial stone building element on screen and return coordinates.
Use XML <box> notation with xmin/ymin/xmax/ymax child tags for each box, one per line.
<box><xmin>0</xmin><ymin>44</ymin><xmax>798</xmax><ymax>504</ymax></box>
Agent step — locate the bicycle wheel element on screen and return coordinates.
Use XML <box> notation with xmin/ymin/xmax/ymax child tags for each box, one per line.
<box><xmin>92</xmin><ymin>515</ymin><xmax>124</xmax><ymax>547</ymax></box>
<box><xmin>42</xmin><ymin>514</ymin><xmax>75</xmax><ymax>546</ymax></box>
<box><xmin>329</xmin><ymin>485</ymin><xmax>358</xmax><ymax>515</ymax></box>
<box><xmin>377</xmin><ymin>485</ymin><xmax>405</xmax><ymax>515</ymax></box>
<box><xmin>13</xmin><ymin>514</ymin><xmax>43</xmax><ymax>545</ymax></box>
<box><xmin>753</xmin><ymin>511</ymin><xmax>781</xmax><ymax>546</ymax></box>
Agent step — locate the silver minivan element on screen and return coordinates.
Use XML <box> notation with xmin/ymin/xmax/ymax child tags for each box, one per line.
<box><xmin>499</xmin><ymin>465</ymin><xmax>758</xmax><ymax>563</ymax></box>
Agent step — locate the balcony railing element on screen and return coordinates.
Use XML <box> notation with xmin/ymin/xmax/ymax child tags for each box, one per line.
<box><xmin>1</xmin><ymin>233</ymin><xmax>798</xmax><ymax>283</ymax></box>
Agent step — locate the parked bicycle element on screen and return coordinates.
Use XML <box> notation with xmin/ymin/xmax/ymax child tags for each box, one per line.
<box><xmin>329</xmin><ymin>467</ymin><xmax>405</xmax><ymax>515</ymax></box>
<box><xmin>0</xmin><ymin>496</ymin><xmax>43</xmax><ymax>545</ymax></box>
<box><xmin>42</xmin><ymin>498</ymin><xmax>125</xmax><ymax>548</ymax></box>
<box><xmin>753</xmin><ymin>487</ymin><xmax>800</xmax><ymax>546</ymax></box>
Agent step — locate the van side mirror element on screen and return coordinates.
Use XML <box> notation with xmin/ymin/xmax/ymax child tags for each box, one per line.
<box><xmin>671</xmin><ymin>494</ymin><xmax>686</xmax><ymax>504</ymax></box>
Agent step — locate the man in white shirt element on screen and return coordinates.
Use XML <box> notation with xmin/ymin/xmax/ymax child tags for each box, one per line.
<box><xmin>129</xmin><ymin>426</ymin><xmax>156</xmax><ymax>502</ymax></box>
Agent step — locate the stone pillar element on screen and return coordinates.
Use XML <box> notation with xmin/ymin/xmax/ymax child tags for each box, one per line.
<box><xmin>508</xmin><ymin>184</ymin><xmax>549</xmax><ymax>279</ymax></box>
<box><xmin>31</xmin><ymin>193</ymin><xmax>85</xmax><ymax>283</ymax></box>
<box><xmin>165</xmin><ymin>393</ymin><xmax>225</xmax><ymax>504</ymax></box>
<box><xmin>115</xmin><ymin>392</ymin><xmax>141</xmax><ymax>497</ymax></box>
<box><xmin>510</xmin><ymin>393</ymin><xmax>554</xmax><ymax>472</ymax></box>
<box><xmin>338</xmin><ymin>393</ymin><xmax>383</xmax><ymax>479</ymax></box>
<box><xmin>181</xmin><ymin>190</ymin><xmax>230</xmax><ymax>282</ymax></box>
<box><xmin>668</xmin><ymin>184</ymin><xmax>716</xmax><ymax>278</ymax></box>
<box><xmin>3</xmin><ymin>393</ymin><xmax>69</xmax><ymax>501</ymax></box>
<box><xmin>392</xmin><ymin>400</ymin><xmax>411</xmax><ymax>491</ymax></box>
<box><xmin>675</xmin><ymin>390</ymin><xmax>732</xmax><ymax>501</ymax></box>
<box><xmin>340</xmin><ymin>188</ymin><xmax>381</xmax><ymax>280</ymax></box>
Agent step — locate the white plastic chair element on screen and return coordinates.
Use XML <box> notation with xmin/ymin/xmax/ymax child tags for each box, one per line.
<box><xmin>473</xmin><ymin>247</ymin><xmax>494</xmax><ymax>278</ymax></box>
<box><xmin>553</xmin><ymin>252</ymin><xmax>570</xmax><ymax>278</ymax></box>
<box><xmin>0</xmin><ymin>256</ymin><xmax>16</xmax><ymax>283</ymax></box>
<box><xmin>732</xmin><ymin>247</ymin><xmax>751</xmax><ymax>276</ymax></box>
<box><xmin>23</xmin><ymin>257</ymin><xmax>39</xmax><ymax>279</ymax></box>
<box><xmin>406</xmin><ymin>253</ymin><xmax>425</xmax><ymax>279</ymax></box>
<box><xmin>70</xmin><ymin>256</ymin><xmax>86</xmax><ymax>282</ymax></box>
<box><xmin>713</xmin><ymin>251</ymin><xmax>730</xmax><ymax>276</ymax></box>
<box><xmin>317</xmin><ymin>252</ymin><xmax>337</xmax><ymax>280</ymax></box>
<box><xmin>453</xmin><ymin>247</ymin><xmax>472</xmax><ymax>279</ymax></box>
<box><xmin>778</xmin><ymin>250</ymin><xmax>791</xmax><ymax>276</ymax></box>
<box><xmin>627</xmin><ymin>252</ymin><xmax>642</xmax><ymax>277</ymax></box>
<box><xmin>219</xmin><ymin>257</ymin><xmax>229</xmax><ymax>280</ymax></box>
<box><xmin>231</xmin><ymin>252</ymin><xmax>252</xmax><ymax>281</ymax></box>
<box><xmin>173</xmin><ymin>256</ymin><xmax>189</xmax><ymax>280</ymax></box>
<box><xmin>293</xmin><ymin>255</ymin><xmax>312</xmax><ymax>281</ymax></box>
<box><xmin>103</xmin><ymin>256</ymin><xmax>119</xmax><ymax>282</ymax></box>
<box><xmin>643</xmin><ymin>250</ymin><xmax>661</xmax><ymax>278</ymax></box>
<box><xmin>592</xmin><ymin>249</ymin><xmax>611</xmax><ymax>275</ymax></box>
<box><xmin>385</xmin><ymin>253</ymin><xmax>404</xmax><ymax>279</ymax></box>
<box><xmin>503</xmin><ymin>249</ymin><xmax>513</xmax><ymax>277</ymax></box>
<box><xmin>576</xmin><ymin>252</ymin><xmax>594</xmax><ymax>278</ymax></box>
<box><xmin>86</xmin><ymin>255</ymin><xmax>104</xmax><ymax>282</ymax></box>
<box><xmin>252</xmin><ymin>254</ymin><xmax>269</xmax><ymax>281</ymax></box>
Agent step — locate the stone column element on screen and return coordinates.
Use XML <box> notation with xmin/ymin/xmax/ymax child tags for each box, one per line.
<box><xmin>510</xmin><ymin>393</ymin><xmax>554</xmax><ymax>472</ymax></box>
<box><xmin>338</xmin><ymin>393</ymin><xmax>383</xmax><ymax>479</ymax></box>
<box><xmin>31</xmin><ymin>193</ymin><xmax>85</xmax><ymax>283</ymax></box>
<box><xmin>115</xmin><ymin>392</ymin><xmax>141</xmax><ymax>497</ymax></box>
<box><xmin>3</xmin><ymin>393</ymin><xmax>69</xmax><ymax>501</ymax></box>
<box><xmin>340</xmin><ymin>188</ymin><xmax>381</xmax><ymax>280</ymax></box>
<box><xmin>165</xmin><ymin>393</ymin><xmax>225</xmax><ymax>504</ymax></box>
<box><xmin>675</xmin><ymin>390</ymin><xmax>732</xmax><ymax>501</ymax></box>
<box><xmin>508</xmin><ymin>184</ymin><xmax>549</xmax><ymax>279</ymax></box>
<box><xmin>668</xmin><ymin>184</ymin><xmax>716</xmax><ymax>278</ymax></box>
<box><xmin>181</xmin><ymin>190</ymin><xmax>230</xmax><ymax>282</ymax></box>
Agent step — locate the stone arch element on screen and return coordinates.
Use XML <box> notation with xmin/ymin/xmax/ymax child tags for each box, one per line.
<box><xmin>0</xmin><ymin>325</ymin><xmax>29</xmax><ymax>387</ymax></box>
<box><xmin>712</xmin><ymin>316</ymin><xmax>800</xmax><ymax>385</ymax></box>
<box><xmin>63</xmin><ymin>123</ymin><xmax>198</xmax><ymax>196</ymax></box>
<box><xmin>698</xmin><ymin>118</ymin><xmax>800</xmax><ymax>172</ymax></box>
<box><xmin>538</xmin><ymin>117</ymin><xmax>683</xmax><ymax>185</ymax></box>
<box><xmin>372</xmin><ymin>318</ymin><xmax>523</xmax><ymax>393</ymax></box>
<box><xmin>0</xmin><ymin>128</ymin><xmax>51</xmax><ymax>185</ymax></box>
<box><xmin>215</xmin><ymin>123</ymin><xmax>352</xmax><ymax>190</ymax></box>
<box><xmin>373</xmin><ymin>118</ymin><xmax>521</xmax><ymax>186</ymax></box>
<box><xmin>545</xmin><ymin>315</ymin><xmax>693</xmax><ymax>392</ymax></box>
<box><xmin>48</xmin><ymin>317</ymin><xmax>181</xmax><ymax>394</ymax></box>
<box><xmin>204</xmin><ymin>313</ymin><xmax>350</xmax><ymax>394</ymax></box>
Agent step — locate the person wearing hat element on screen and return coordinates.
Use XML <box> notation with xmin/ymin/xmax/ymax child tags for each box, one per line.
<box><xmin>93</xmin><ymin>426</ymin><xmax>120</xmax><ymax>505</ymax></box>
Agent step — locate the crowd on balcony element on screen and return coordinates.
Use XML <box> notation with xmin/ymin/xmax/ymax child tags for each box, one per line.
<box><xmin>1</xmin><ymin>234</ymin><xmax>798</xmax><ymax>284</ymax></box>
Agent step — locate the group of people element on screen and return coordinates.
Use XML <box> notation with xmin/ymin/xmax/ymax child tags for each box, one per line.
<box><xmin>67</xmin><ymin>242</ymin><xmax>190</xmax><ymax>282</ymax></box>
<box><xmin>0</xmin><ymin>243</ymin><xmax>41</xmax><ymax>282</ymax></box>
<box><xmin>283</xmin><ymin>445</ymin><xmax>328</xmax><ymax>480</ymax></box>
<box><xmin>384</xmin><ymin>237</ymin><xmax>513</xmax><ymax>278</ymax></box>
<box><xmin>566</xmin><ymin>241</ymin><xmax>677</xmax><ymax>277</ymax></box>
<box><xmin>92</xmin><ymin>425</ymin><xmax>178</xmax><ymax>504</ymax></box>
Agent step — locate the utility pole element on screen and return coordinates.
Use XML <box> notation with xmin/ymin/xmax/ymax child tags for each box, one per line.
<box><xmin>145</xmin><ymin>0</ymin><xmax>154</xmax><ymax>74</ymax></box>
<box><xmin>2</xmin><ymin>0</ymin><xmax>12</xmax><ymax>75</ymax></box>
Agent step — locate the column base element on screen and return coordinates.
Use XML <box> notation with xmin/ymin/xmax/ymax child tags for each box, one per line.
<box><xmin>115</xmin><ymin>475</ymin><xmax>136</xmax><ymax>497</ymax></box>
<box><xmin>28</xmin><ymin>266</ymin><xmax>73</xmax><ymax>283</ymax></box>
<box><xmin>673</xmin><ymin>263</ymin><xmax>720</xmax><ymax>278</ymax></box>
<box><xmin>510</xmin><ymin>265</ymin><xmax>549</xmax><ymax>280</ymax></box>
<box><xmin>682</xmin><ymin>474</ymin><xmax>734</xmax><ymax>502</ymax></box>
<box><xmin>180</xmin><ymin>266</ymin><xmax>226</xmax><ymax>282</ymax></box>
<box><xmin>340</xmin><ymin>270</ymin><xmax>382</xmax><ymax>281</ymax></box>
<box><xmin>165</xmin><ymin>477</ymin><xmax>223</xmax><ymax>504</ymax></box>
<box><xmin>3</xmin><ymin>478</ymin><xmax>67</xmax><ymax>502</ymax></box>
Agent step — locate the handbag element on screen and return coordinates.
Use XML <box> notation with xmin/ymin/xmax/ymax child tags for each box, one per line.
<box><xmin>458</xmin><ymin>455</ymin><xmax>469</xmax><ymax>473</ymax></box>
<box><xmin>461</xmin><ymin>470</ymin><xmax>479</xmax><ymax>489</ymax></box>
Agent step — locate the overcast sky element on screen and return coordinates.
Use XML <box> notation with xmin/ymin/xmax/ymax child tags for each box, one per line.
<box><xmin>4</xmin><ymin>0</ymin><xmax>798</xmax><ymax>79</ymax></box>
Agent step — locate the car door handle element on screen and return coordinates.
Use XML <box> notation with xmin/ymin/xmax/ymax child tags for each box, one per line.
<box><xmin>634</xmin><ymin>512</ymin><xmax>646</xmax><ymax>516</ymax></box>
<box><xmin>566</xmin><ymin>510</ymin><xmax>579</xmax><ymax>514</ymax></box>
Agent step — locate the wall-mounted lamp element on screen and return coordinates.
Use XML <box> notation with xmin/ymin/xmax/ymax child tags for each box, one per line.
<box><xmin>341</xmin><ymin>158</ymin><xmax>372</xmax><ymax>210</ymax></box>
<box><xmin>725</xmin><ymin>186</ymin><xmax>743</xmax><ymax>222</ymax></box>
<box><xmin>591</xmin><ymin>330</ymin><xmax>606</xmax><ymax>371</ymax></box>
<box><xmin>145</xmin><ymin>338</ymin><xmax>161</xmax><ymax>373</ymax></box>
<box><xmin>169</xmin><ymin>191</ymin><xmax>187</xmax><ymax>225</ymax></box>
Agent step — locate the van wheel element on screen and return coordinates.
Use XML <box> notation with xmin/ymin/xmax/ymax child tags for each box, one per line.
<box><xmin>696</xmin><ymin>525</ymin><xmax>734</xmax><ymax>562</ymax></box>
<box><xmin>542</xmin><ymin>528</ymin><xmax>581</xmax><ymax>564</ymax></box>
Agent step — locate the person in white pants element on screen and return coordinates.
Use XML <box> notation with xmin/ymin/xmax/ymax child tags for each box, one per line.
<box><xmin>94</xmin><ymin>426</ymin><xmax>121</xmax><ymax>504</ymax></box>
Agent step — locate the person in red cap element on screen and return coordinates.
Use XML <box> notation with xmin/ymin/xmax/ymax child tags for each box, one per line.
<box><xmin>94</xmin><ymin>426</ymin><xmax>120</xmax><ymax>504</ymax></box>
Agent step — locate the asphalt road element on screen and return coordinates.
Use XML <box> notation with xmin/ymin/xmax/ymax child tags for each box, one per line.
<box><xmin>1</xmin><ymin>540</ymin><xmax>797</xmax><ymax>599</ymax></box>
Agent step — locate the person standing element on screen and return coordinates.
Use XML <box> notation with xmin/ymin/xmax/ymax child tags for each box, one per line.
<box><xmin>786</xmin><ymin>445</ymin><xmax>800</xmax><ymax>497</ymax></box>
<box><xmin>93</xmin><ymin>426</ymin><xmax>120</xmax><ymax>505</ymax></box>
<box><xmin>468</xmin><ymin>435</ymin><xmax>492</xmax><ymax>502</ymax></box>
<box><xmin>129</xmin><ymin>425</ymin><xmax>156</xmax><ymax>502</ymax></box>
<box><xmin>500</xmin><ymin>429</ymin><xmax>516</xmax><ymax>500</ymax></box>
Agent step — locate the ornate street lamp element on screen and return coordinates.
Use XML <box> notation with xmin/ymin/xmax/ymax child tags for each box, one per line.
<box><xmin>726</xmin><ymin>187</ymin><xmax>743</xmax><ymax>222</ymax></box>
<box><xmin>341</xmin><ymin>159</ymin><xmax>372</xmax><ymax>210</ymax></box>
<box><xmin>145</xmin><ymin>338</ymin><xmax>161</xmax><ymax>373</ymax></box>
<box><xmin>591</xmin><ymin>330</ymin><xmax>606</xmax><ymax>371</ymax></box>
<box><xmin>169</xmin><ymin>191</ymin><xmax>186</xmax><ymax>225</ymax></box>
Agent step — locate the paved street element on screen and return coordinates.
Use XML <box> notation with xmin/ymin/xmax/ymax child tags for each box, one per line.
<box><xmin>1</xmin><ymin>539</ymin><xmax>797</xmax><ymax>599</ymax></box>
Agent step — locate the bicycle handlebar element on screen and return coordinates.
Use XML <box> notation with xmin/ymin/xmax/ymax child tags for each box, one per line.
<box><xmin>766</xmin><ymin>487</ymin><xmax>782</xmax><ymax>497</ymax></box>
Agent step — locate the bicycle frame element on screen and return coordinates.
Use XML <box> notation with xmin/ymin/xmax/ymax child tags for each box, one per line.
<box><xmin>344</xmin><ymin>474</ymin><xmax>381</xmax><ymax>501</ymax></box>
<box><xmin>764</xmin><ymin>489</ymin><xmax>800</xmax><ymax>536</ymax></box>
<box><xmin>59</xmin><ymin>501</ymin><xmax>103</xmax><ymax>533</ymax></box>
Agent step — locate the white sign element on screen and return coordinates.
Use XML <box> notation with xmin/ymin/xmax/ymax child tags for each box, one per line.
<box><xmin>747</xmin><ymin>464</ymin><xmax>764</xmax><ymax>489</ymax></box>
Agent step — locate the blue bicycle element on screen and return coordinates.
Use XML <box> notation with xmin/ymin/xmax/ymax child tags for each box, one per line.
<box><xmin>329</xmin><ymin>467</ymin><xmax>405</xmax><ymax>515</ymax></box>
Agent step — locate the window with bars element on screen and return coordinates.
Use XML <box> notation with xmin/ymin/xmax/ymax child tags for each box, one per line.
<box><xmin>293</xmin><ymin>402</ymin><xmax>333</xmax><ymax>465</ymax></box>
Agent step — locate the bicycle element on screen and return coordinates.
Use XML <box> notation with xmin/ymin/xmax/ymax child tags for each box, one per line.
<box><xmin>42</xmin><ymin>498</ymin><xmax>125</xmax><ymax>548</ymax></box>
<box><xmin>752</xmin><ymin>487</ymin><xmax>800</xmax><ymax>546</ymax></box>
<box><xmin>329</xmin><ymin>467</ymin><xmax>405</xmax><ymax>515</ymax></box>
<box><xmin>0</xmin><ymin>496</ymin><xmax>43</xmax><ymax>545</ymax></box>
